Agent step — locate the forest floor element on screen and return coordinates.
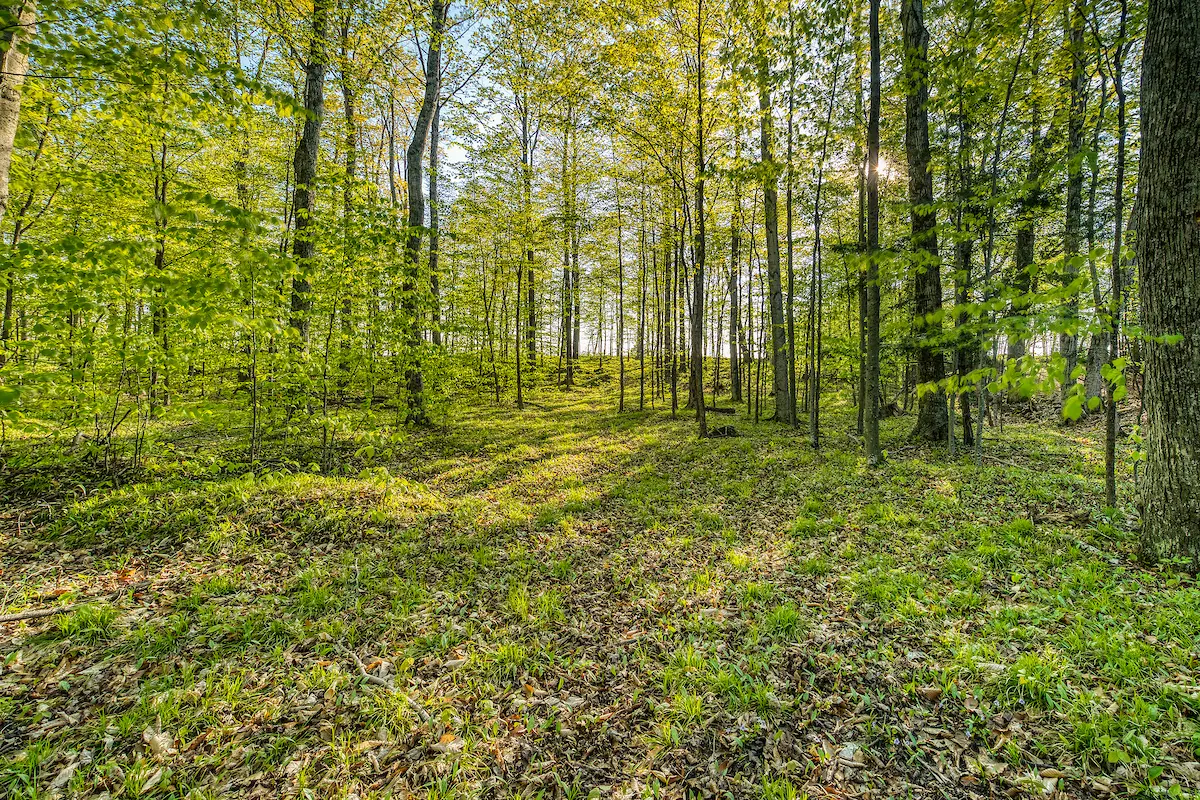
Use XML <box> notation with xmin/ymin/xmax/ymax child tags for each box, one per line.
<box><xmin>2</xmin><ymin>375</ymin><xmax>1199</xmax><ymax>799</ymax></box>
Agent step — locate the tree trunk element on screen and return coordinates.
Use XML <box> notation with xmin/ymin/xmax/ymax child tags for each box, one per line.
<box><xmin>0</xmin><ymin>0</ymin><xmax>34</xmax><ymax>230</ymax></box>
<box><xmin>520</xmin><ymin>99</ymin><xmax>536</xmax><ymax>372</ymax></box>
<box><xmin>429</xmin><ymin>102</ymin><xmax>442</xmax><ymax>347</ymax></box>
<box><xmin>693</xmin><ymin>0</ymin><xmax>707</xmax><ymax>437</ymax></box>
<box><xmin>855</xmin><ymin>28</ymin><xmax>866</xmax><ymax>435</ymax></box>
<box><xmin>289</xmin><ymin>0</ymin><xmax>329</xmax><ymax>344</ymax></box>
<box><xmin>1009</xmin><ymin>58</ymin><xmax>1045</xmax><ymax>361</ymax></box>
<box><xmin>758</xmin><ymin>54</ymin><xmax>792</xmax><ymax>425</ymax></box>
<box><xmin>955</xmin><ymin>114</ymin><xmax>974</xmax><ymax>446</ymax></box>
<box><xmin>338</xmin><ymin>16</ymin><xmax>357</xmax><ymax>387</ymax></box>
<box><xmin>1084</xmin><ymin>70</ymin><xmax>1111</xmax><ymax>408</ymax></box>
<box><xmin>1059</xmin><ymin>4</ymin><xmax>1086</xmax><ymax>413</ymax></box>
<box><xmin>729</xmin><ymin>184</ymin><xmax>742</xmax><ymax>403</ymax></box>
<box><xmin>786</xmin><ymin>8</ymin><xmax>798</xmax><ymax>426</ymax></box>
<box><xmin>402</xmin><ymin>0</ymin><xmax>446</xmax><ymax>423</ymax></box>
<box><xmin>902</xmin><ymin>0</ymin><xmax>947</xmax><ymax>442</ymax></box>
<box><xmin>864</xmin><ymin>0</ymin><xmax>882</xmax><ymax>465</ymax></box>
<box><xmin>1136</xmin><ymin>0</ymin><xmax>1200</xmax><ymax>566</ymax></box>
<box><xmin>1104</xmin><ymin>0</ymin><xmax>1129</xmax><ymax>509</ymax></box>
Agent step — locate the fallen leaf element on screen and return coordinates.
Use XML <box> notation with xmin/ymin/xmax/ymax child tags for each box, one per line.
<box><xmin>142</xmin><ymin>727</ymin><xmax>176</xmax><ymax>760</ymax></box>
<box><xmin>140</xmin><ymin>767</ymin><xmax>165</xmax><ymax>795</ymax></box>
<box><xmin>430</xmin><ymin>735</ymin><xmax>464</xmax><ymax>754</ymax></box>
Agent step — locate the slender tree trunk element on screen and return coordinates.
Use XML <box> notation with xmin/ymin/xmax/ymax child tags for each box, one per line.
<box><xmin>729</xmin><ymin>178</ymin><xmax>742</xmax><ymax>403</ymax></box>
<box><xmin>150</xmin><ymin>135</ymin><xmax>170</xmax><ymax>411</ymax></box>
<box><xmin>1084</xmin><ymin>72</ymin><xmax>1111</xmax><ymax>407</ymax></box>
<box><xmin>520</xmin><ymin>100</ymin><xmax>536</xmax><ymax>373</ymax></box>
<box><xmin>855</xmin><ymin>27</ymin><xmax>866</xmax><ymax>435</ymax></box>
<box><xmin>786</xmin><ymin>6</ymin><xmax>798</xmax><ymax>426</ymax></box>
<box><xmin>429</xmin><ymin>102</ymin><xmax>442</xmax><ymax>347</ymax></box>
<box><xmin>289</xmin><ymin>0</ymin><xmax>330</xmax><ymax>345</ymax></box>
<box><xmin>693</xmin><ymin>0</ymin><xmax>708</xmax><ymax>437</ymax></box>
<box><xmin>758</xmin><ymin>48</ymin><xmax>792</xmax><ymax>425</ymax></box>
<box><xmin>516</xmin><ymin>253</ymin><xmax>524</xmax><ymax>409</ymax></box>
<box><xmin>864</xmin><ymin>0</ymin><xmax>883</xmax><ymax>465</ymax></box>
<box><xmin>955</xmin><ymin>114</ymin><xmax>974</xmax><ymax>446</ymax></box>
<box><xmin>615</xmin><ymin>153</ymin><xmax>625</xmax><ymax>412</ymax></box>
<box><xmin>1059</xmin><ymin>3</ymin><xmax>1086</xmax><ymax>413</ymax></box>
<box><xmin>1009</xmin><ymin>68</ymin><xmax>1043</xmax><ymax>361</ymax></box>
<box><xmin>1104</xmin><ymin>0</ymin><xmax>1128</xmax><ymax>509</ymax></box>
<box><xmin>402</xmin><ymin>0</ymin><xmax>446</xmax><ymax>423</ymax></box>
<box><xmin>902</xmin><ymin>0</ymin><xmax>947</xmax><ymax>442</ymax></box>
<box><xmin>338</xmin><ymin>18</ymin><xmax>357</xmax><ymax>388</ymax></box>
<box><xmin>562</xmin><ymin>123</ymin><xmax>574</xmax><ymax>387</ymax></box>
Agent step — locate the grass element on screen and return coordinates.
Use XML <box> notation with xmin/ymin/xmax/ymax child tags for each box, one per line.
<box><xmin>0</xmin><ymin>374</ymin><xmax>1196</xmax><ymax>798</ymax></box>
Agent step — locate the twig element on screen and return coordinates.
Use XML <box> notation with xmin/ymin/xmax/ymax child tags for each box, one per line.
<box><xmin>344</xmin><ymin>647</ymin><xmax>431</xmax><ymax>724</ymax></box>
<box><xmin>984</xmin><ymin>455</ymin><xmax>1025</xmax><ymax>470</ymax></box>
<box><xmin>0</xmin><ymin>605</ymin><xmax>75</xmax><ymax>623</ymax></box>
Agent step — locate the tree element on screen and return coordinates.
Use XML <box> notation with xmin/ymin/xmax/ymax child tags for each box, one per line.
<box><xmin>864</xmin><ymin>0</ymin><xmax>883</xmax><ymax>466</ymax></box>
<box><xmin>288</xmin><ymin>0</ymin><xmax>331</xmax><ymax>345</ymax></box>
<box><xmin>0</xmin><ymin>0</ymin><xmax>35</xmax><ymax>228</ymax></box>
<box><xmin>1136</xmin><ymin>0</ymin><xmax>1200</xmax><ymax>567</ymax></box>
<box><xmin>692</xmin><ymin>0</ymin><xmax>708</xmax><ymax>438</ymax></box>
<box><xmin>1058</xmin><ymin>0</ymin><xmax>1085</xmax><ymax>415</ymax></box>
<box><xmin>755</xmin><ymin>0</ymin><xmax>792</xmax><ymax>425</ymax></box>
<box><xmin>403</xmin><ymin>0</ymin><xmax>448</xmax><ymax>423</ymax></box>
<box><xmin>902</xmin><ymin>0</ymin><xmax>947</xmax><ymax>442</ymax></box>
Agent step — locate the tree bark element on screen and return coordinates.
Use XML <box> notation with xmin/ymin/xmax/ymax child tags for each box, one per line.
<box><xmin>1136</xmin><ymin>0</ymin><xmax>1200</xmax><ymax>566</ymax></box>
<box><xmin>1008</xmin><ymin>76</ymin><xmax>1043</xmax><ymax>361</ymax></box>
<box><xmin>729</xmin><ymin>182</ymin><xmax>742</xmax><ymax>403</ymax></box>
<box><xmin>429</xmin><ymin>102</ymin><xmax>442</xmax><ymax>347</ymax></box>
<box><xmin>1104</xmin><ymin>0</ymin><xmax>1128</xmax><ymax>509</ymax></box>
<box><xmin>0</xmin><ymin>0</ymin><xmax>34</xmax><ymax>230</ymax></box>
<box><xmin>954</xmin><ymin>113</ymin><xmax>974</xmax><ymax>446</ymax></box>
<box><xmin>902</xmin><ymin>0</ymin><xmax>947</xmax><ymax>442</ymax></box>
<box><xmin>758</xmin><ymin>52</ymin><xmax>792</xmax><ymax>425</ymax></box>
<box><xmin>1059</xmin><ymin>2</ymin><xmax>1086</xmax><ymax>413</ymax></box>
<box><xmin>289</xmin><ymin>0</ymin><xmax>330</xmax><ymax>344</ymax></box>
<box><xmin>402</xmin><ymin>0</ymin><xmax>447</xmax><ymax>423</ymax></box>
<box><xmin>692</xmin><ymin>0</ymin><xmax>707</xmax><ymax>437</ymax></box>
<box><xmin>338</xmin><ymin>10</ymin><xmax>357</xmax><ymax>386</ymax></box>
<box><xmin>864</xmin><ymin>0</ymin><xmax>882</xmax><ymax>465</ymax></box>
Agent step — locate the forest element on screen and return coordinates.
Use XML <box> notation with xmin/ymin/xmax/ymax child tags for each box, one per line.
<box><xmin>1</xmin><ymin>0</ymin><xmax>1199</xmax><ymax>796</ymax></box>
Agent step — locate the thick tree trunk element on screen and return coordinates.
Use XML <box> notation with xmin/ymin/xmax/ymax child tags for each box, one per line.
<box><xmin>0</xmin><ymin>0</ymin><xmax>34</xmax><ymax>230</ymax></box>
<box><xmin>402</xmin><ymin>0</ymin><xmax>446</xmax><ymax>422</ymax></box>
<box><xmin>902</xmin><ymin>0</ymin><xmax>946</xmax><ymax>442</ymax></box>
<box><xmin>289</xmin><ymin>0</ymin><xmax>330</xmax><ymax>344</ymax></box>
<box><xmin>1136</xmin><ymin>0</ymin><xmax>1200</xmax><ymax>566</ymax></box>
